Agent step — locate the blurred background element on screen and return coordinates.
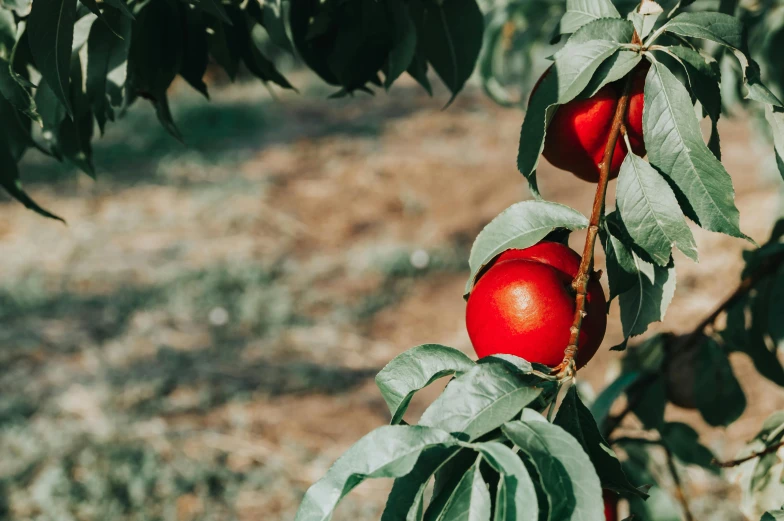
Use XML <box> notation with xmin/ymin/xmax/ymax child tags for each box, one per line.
<box><xmin>1</xmin><ymin>23</ymin><xmax>784</xmax><ymax>521</ymax></box>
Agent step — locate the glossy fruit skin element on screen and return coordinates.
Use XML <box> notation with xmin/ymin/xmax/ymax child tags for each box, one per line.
<box><xmin>465</xmin><ymin>242</ymin><xmax>607</xmax><ymax>368</ymax></box>
<box><xmin>533</xmin><ymin>63</ymin><xmax>648</xmax><ymax>183</ymax></box>
<box><xmin>603</xmin><ymin>490</ymin><xmax>619</xmax><ymax>521</ymax></box>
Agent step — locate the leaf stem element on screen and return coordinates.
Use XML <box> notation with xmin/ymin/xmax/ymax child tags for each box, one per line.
<box><xmin>713</xmin><ymin>440</ymin><xmax>784</xmax><ymax>468</ymax></box>
<box><xmin>553</xmin><ymin>38</ymin><xmax>639</xmax><ymax>379</ymax></box>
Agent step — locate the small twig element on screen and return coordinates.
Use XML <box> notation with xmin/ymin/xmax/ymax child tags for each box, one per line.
<box><xmin>553</xmin><ymin>40</ymin><xmax>639</xmax><ymax>379</ymax></box>
<box><xmin>609</xmin><ymin>436</ymin><xmax>663</xmax><ymax>446</ymax></box>
<box><xmin>665</xmin><ymin>446</ymin><xmax>695</xmax><ymax>521</ymax></box>
<box><xmin>713</xmin><ymin>440</ymin><xmax>784</xmax><ymax>468</ymax></box>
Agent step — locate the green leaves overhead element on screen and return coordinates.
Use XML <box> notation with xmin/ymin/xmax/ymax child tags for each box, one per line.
<box><xmin>643</xmin><ymin>59</ymin><xmax>747</xmax><ymax>240</ymax></box>
<box><xmin>560</xmin><ymin>0</ymin><xmax>621</xmax><ymax>35</ymax></box>
<box><xmin>419</xmin><ymin>362</ymin><xmax>542</xmax><ymax>441</ymax></box>
<box><xmin>616</xmin><ymin>150</ymin><xmax>698</xmax><ymax>265</ymax></box>
<box><xmin>27</xmin><ymin>0</ymin><xmax>77</xmax><ymax>117</ymax></box>
<box><xmin>465</xmin><ymin>200</ymin><xmax>588</xmax><ymax>294</ymax></box>
<box><xmin>376</xmin><ymin>344</ymin><xmax>475</xmax><ymax>425</ymax></box>
<box><xmin>295</xmin><ymin>425</ymin><xmax>458</xmax><ymax>521</ymax></box>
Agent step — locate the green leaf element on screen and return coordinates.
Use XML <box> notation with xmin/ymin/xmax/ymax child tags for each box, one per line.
<box><xmin>644</xmin><ymin>59</ymin><xmax>747</xmax><ymax>240</ymax></box>
<box><xmin>259</xmin><ymin>0</ymin><xmax>292</xmax><ymax>53</ymax></box>
<box><xmin>581</xmin><ymin>50</ymin><xmax>642</xmax><ymax>99</ymax></box>
<box><xmin>628</xmin><ymin>1</ymin><xmax>662</xmax><ymax>39</ymax></box>
<box><xmin>660</xmin><ymin>422</ymin><xmax>717</xmax><ymax>472</ymax></box>
<box><xmin>601</xmin><ymin>215</ymin><xmax>640</xmax><ymax>302</ymax></box>
<box><xmin>0</xmin><ymin>56</ymin><xmax>40</xmax><ymax>122</ymax></box>
<box><xmin>104</xmin><ymin>0</ymin><xmax>134</xmax><ymax>19</ymax></box>
<box><xmin>465</xmin><ymin>201</ymin><xmax>588</xmax><ymax>294</ymax></box>
<box><xmin>503</xmin><ymin>419</ymin><xmax>604</xmax><ymax>521</ymax></box>
<box><xmin>563</xmin><ymin>18</ymin><xmax>634</xmax><ymax>46</ymax></box>
<box><xmin>470</xmin><ymin>442</ymin><xmax>539</xmax><ymax>521</ymax></box>
<box><xmin>384</xmin><ymin>2</ymin><xmax>416</xmax><ymax>89</ymax></box>
<box><xmin>376</xmin><ymin>344</ymin><xmax>475</xmax><ymax>425</ymax></box>
<box><xmin>180</xmin><ymin>6</ymin><xmax>210</xmax><ymax>99</ymax></box>
<box><xmin>382</xmin><ymin>446</ymin><xmax>461</xmax><ymax>521</ymax></box>
<box><xmin>616</xmin><ymin>151</ymin><xmax>698</xmax><ymax>265</ymax></box>
<box><xmin>554</xmin><ymin>387</ymin><xmax>647</xmax><ymax>498</ymax></box>
<box><xmin>768</xmin><ymin>269</ymin><xmax>784</xmax><ymax>345</ymax></box>
<box><xmin>766</xmin><ymin>106</ymin><xmax>784</xmax><ymax>178</ymax></box>
<box><xmin>227</xmin><ymin>7</ymin><xmax>293</xmax><ymax>91</ymax></box>
<box><xmin>0</xmin><ymin>126</ymin><xmax>64</xmax><ymax>222</ymax></box>
<box><xmin>663</xmin><ymin>46</ymin><xmax>722</xmax><ymax>159</ymax></box>
<box><xmin>619</xmin><ymin>259</ymin><xmax>676</xmax><ymax>338</ymax></box>
<box><xmin>409</xmin><ymin>0</ymin><xmax>483</xmax><ymax>104</ymax></box>
<box><xmin>207</xmin><ymin>17</ymin><xmax>240</xmax><ymax>80</ymax></box>
<box><xmin>591</xmin><ymin>370</ymin><xmax>642</xmax><ymax>428</ymax></box>
<box><xmin>86</xmin><ymin>8</ymin><xmax>130</xmax><ymax>134</ymax></box>
<box><xmin>27</xmin><ymin>0</ymin><xmax>77</xmax><ymax>117</ymax></box>
<box><xmin>78</xmin><ymin>0</ymin><xmax>123</xmax><ymax>37</ymax></box>
<box><xmin>427</xmin><ymin>461</ymin><xmax>491</xmax><ymax>521</ymax></box>
<box><xmin>517</xmin><ymin>40</ymin><xmax>620</xmax><ymax>189</ymax></box>
<box><xmin>693</xmin><ymin>338</ymin><xmax>746</xmax><ymax>427</ymax></box>
<box><xmin>762</xmin><ymin>510</ymin><xmax>784</xmax><ymax>521</ymax></box>
<box><xmin>419</xmin><ymin>363</ymin><xmax>542</xmax><ymax>441</ymax></box>
<box><xmin>660</xmin><ymin>11</ymin><xmax>782</xmax><ymax>107</ymax></box>
<box><xmin>294</xmin><ymin>425</ymin><xmax>458</xmax><ymax>521</ymax></box>
<box><xmin>560</xmin><ymin>0</ymin><xmax>621</xmax><ymax>34</ymax></box>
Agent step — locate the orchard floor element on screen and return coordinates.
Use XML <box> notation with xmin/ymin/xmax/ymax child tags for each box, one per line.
<box><xmin>1</xmin><ymin>75</ymin><xmax>782</xmax><ymax>521</ymax></box>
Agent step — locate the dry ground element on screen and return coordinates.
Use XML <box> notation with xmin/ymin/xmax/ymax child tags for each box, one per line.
<box><xmin>1</xmin><ymin>75</ymin><xmax>782</xmax><ymax>521</ymax></box>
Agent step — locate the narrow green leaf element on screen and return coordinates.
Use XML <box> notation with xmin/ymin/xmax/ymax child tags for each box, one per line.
<box><xmin>86</xmin><ymin>8</ymin><xmax>130</xmax><ymax>133</ymax></box>
<box><xmin>560</xmin><ymin>0</ymin><xmax>621</xmax><ymax>34</ymax></box>
<box><xmin>644</xmin><ymin>59</ymin><xmax>747</xmax><ymax>240</ymax></box>
<box><xmin>601</xmin><ymin>215</ymin><xmax>640</xmax><ymax>302</ymax></box>
<box><xmin>503</xmin><ymin>419</ymin><xmax>604</xmax><ymax>521</ymax></box>
<box><xmin>628</xmin><ymin>1</ymin><xmax>662</xmax><ymax>39</ymax></box>
<box><xmin>619</xmin><ymin>259</ymin><xmax>676</xmax><ymax>338</ymax></box>
<box><xmin>104</xmin><ymin>0</ymin><xmax>134</xmax><ymax>19</ymax></box>
<box><xmin>581</xmin><ymin>50</ymin><xmax>642</xmax><ymax>99</ymax></box>
<box><xmin>382</xmin><ymin>446</ymin><xmax>461</xmax><ymax>521</ymax></box>
<box><xmin>295</xmin><ymin>425</ymin><xmax>458</xmax><ymax>521</ymax></box>
<box><xmin>419</xmin><ymin>364</ymin><xmax>542</xmax><ymax>441</ymax></box>
<box><xmin>616</xmin><ymin>151</ymin><xmax>698</xmax><ymax>265</ymax></box>
<box><xmin>632</xmin><ymin>377</ymin><xmax>667</xmax><ymax>429</ymax></box>
<box><xmin>376</xmin><ymin>344</ymin><xmax>475</xmax><ymax>425</ymax></box>
<box><xmin>0</xmin><ymin>56</ymin><xmax>39</xmax><ymax>122</ymax></box>
<box><xmin>466</xmin><ymin>201</ymin><xmax>588</xmax><ymax>295</ymax></box>
<box><xmin>693</xmin><ymin>338</ymin><xmax>746</xmax><ymax>427</ymax></box>
<box><xmin>659</xmin><ymin>422</ymin><xmax>718</xmax><ymax>472</ymax></box>
<box><xmin>429</xmin><ymin>462</ymin><xmax>491</xmax><ymax>521</ymax></box>
<box><xmin>78</xmin><ymin>0</ymin><xmax>123</xmax><ymax>37</ymax></box>
<box><xmin>471</xmin><ymin>442</ymin><xmax>539</xmax><ymax>521</ymax></box>
<box><xmin>554</xmin><ymin>387</ymin><xmax>647</xmax><ymax>498</ymax></box>
<box><xmin>180</xmin><ymin>7</ymin><xmax>210</xmax><ymax>99</ymax></box>
<box><xmin>260</xmin><ymin>0</ymin><xmax>292</xmax><ymax>52</ymax></box>
<box><xmin>28</xmin><ymin>0</ymin><xmax>77</xmax><ymax>117</ymax></box>
<box><xmin>385</xmin><ymin>2</ymin><xmax>417</xmax><ymax>89</ymax></box>
<box><xmin>552</xmin><ymin>39</ymin><xmax>622</xmax><ymax>103</ymax></box>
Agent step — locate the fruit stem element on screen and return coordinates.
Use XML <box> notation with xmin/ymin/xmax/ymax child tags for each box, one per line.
<box><xmin>553</xmin><ymin>42</ymin><xmax>639</xmax><ymax>379</ymax></box>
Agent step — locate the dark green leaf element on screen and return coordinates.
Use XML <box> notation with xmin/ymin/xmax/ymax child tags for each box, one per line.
<box><xmin>619</xmin><ymin>258</ymin><xmax>676</xmax><ymax>338</ymax></box>
<box><xmin>195</xmin><ymin>0</ymin><xmax>231</xmax><ymax>24</ymax></box>
<box><xmin>408</xmin><ymin>0</ymin><xmax>483</xmax><ymax>104</ymax></box>
<box><xmin>427</xmin><ymin>461</ymin><xmax>491</xmax><ymax>521</ymax></box>
<box><xmin>644</xmin><ymin>60</ymin><xmax>747</xmax><ymax>240</ymax></box>
<box><xmin>180</xmin><ymin>6</ymin><xmax>210</xmax><ymax>98</ymax></box>
<box><xmin>294</xmin><ymin>425</ymin><xmax>458</xmax><ymax>521</ymax></box>
<box><xmin>382</xmin><ymin>446</ymin><xmax>461</xmax><ymax>521</ymax></box>
<box><xmin>591</xmin><ymin>370</ymin><xmax>642</xmax><ymax>429</ymax></box>
<box><xmin>616</xmin><ymin>151</ymin><xmax>698</xmax><ymax>265</ymax></box>
<box><xmin>207</xmin><ymin>17</ymin><xmax>240</xmax><ymax>80</ymax></box>
<box><xmin>375</xmin><ymin>344</ymin><xmax>475</xmax><ymax>425</ymax></box>
<box><xmin>86</xmin><ymin>8</ymin><xmax>130</xmax><ymax>134</ymax></box>
<box><xmin>78</xmin><ymin>0</ymin><xmax>124</xmax><ymax>37</ymax></box>
<box><xmin>762</xmin><ymin>509</ymin><xmax>784</xmax><ymax>521</ymax></box>
<box><xmin>465</xmin><ymin>201</ymin><xmax>588</xmax><ymax>295</ymax></box>
<box><xmin>470</xmin><ymin>442</ymin><xmax>539</xmax><ymax>521</ymax></box>
<box><xmin>0</xmin><ymin>56</ymin><xmax>39</xmax><ymax>122</ymax></box>
<box><xmin>631</xmin><ymin>376</ymin><xmax>667</xmax><ymax>429</ymax></box>
<box><xmin>104</xmin><ymin>0</ymin><xmax>134</xmax><ymax>19</ymax></box>
<box><xmin>384</xmin><ymin>2</ymin><xmax>416</xmax><ymax>89</ymax></box>
<box><xmin>554</xmin><ymin>387</ymin><xmax>647</xmax><ymax>498</ymax></box>
<box><xmin>660</xmin><ymin>422</ymin><xmax>717</xmax><ymax>472</ymax></box>
<box><xmin>419</xmin><ymin>364</ymin><xmax>542</xmax><ymax>441</ymax></box>
<box><xmin>767</xmin><ymin>106</ymin><xmax>784</xmax><ymax>180</ymax></box>
<box><xmin>260</xmin><ymin>0</ymin><xmax>292</xmax><ymax>52</ymax></box>
<box><xmin>503</xmin><ymin>418</ymin><xmax>604</xmax><ymax>521</ymax></box>
<box><xmin>560</xmin><ymin>0</ymin><xmax>621</xmax><ymax>34</ymax></box>
<box><xmin>28</xmin><ymin>0</ymin><xmax>78</xmax><ymax>116</ymax></box>
<box><xmin>693</xmin><ymin>338</ymin><xmax>746</xmax><ymax>426</ymax></box>
<box><xmin>601</xmin><ymin>214</ymin><xmax>640</xmax><ymax>302</ymax></box>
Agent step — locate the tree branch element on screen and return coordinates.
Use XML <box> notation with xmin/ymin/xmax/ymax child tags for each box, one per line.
<box><xmin>665</xmin><ymin>446</ymin><xmax>695</xmax><ymax>521</ymax></box>
<box><xmin>713</xmin><ymin>440</ymin><xmax>784</xmax><ymax>468</ymax></box>
<box><xmin>554</xmin><ymin>49</ymin><xmax>639</xmax><ymax>378</ymax></box>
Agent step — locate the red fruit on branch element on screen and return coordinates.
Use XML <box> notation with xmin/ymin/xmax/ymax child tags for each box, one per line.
<box><xmin>532</xmin><ymin>63</ymin><xmax>648</xmax><ymax>182</ymax></box>
<box><xmin>465</xmin><ymin>241</ymin><xmax>607</xmax><ymax>368</ymax></box>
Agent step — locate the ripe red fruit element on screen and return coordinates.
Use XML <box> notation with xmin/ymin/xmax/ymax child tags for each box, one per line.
<box><xmin>604</xmin><ymin>490</ymin><xmax>619</xmax><ymax>521</ymax></box>
<box><xmin>532</xmin><ymin>64</ymin><xmax>648</xmax><ymax>183</ymax></box>
<box><xmin>465</xmin><ymin>241</ymin><xmax>607</xmax><ymax>368</ymax></box>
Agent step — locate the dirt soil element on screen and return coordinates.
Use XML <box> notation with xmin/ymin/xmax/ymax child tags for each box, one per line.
<box><xmin>1</xmin><ymin>75</ymin><xmax>782</xmax><ymax>521</ymax></box>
